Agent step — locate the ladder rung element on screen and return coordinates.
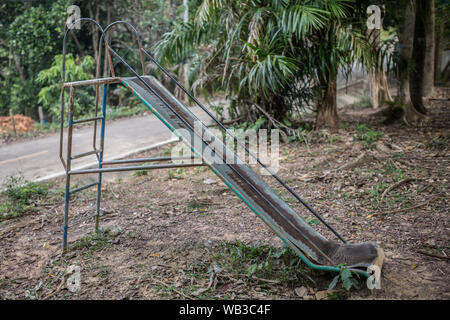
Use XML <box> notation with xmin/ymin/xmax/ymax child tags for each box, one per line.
<box><xmin>63</xmin><ymin>77</ymin><xmax>121</xmax><ymax>88</ymax></box>
<box><xmin>70</xmin><ymin>149</ymin><xmax>100</xmax><ymax>160</ymax></box>
<box><xmin>72</xmin><ymin>116</ymin><xmax>104</xmax><ymax>125</ymax></box>
<box><xmin>68</xmin><ymin>211</ymin><xmax>103</xmax><ymax>228</ymax></box>
<box><xmin>69</xmin><ymin>182</ymin><xmax>99</xmax><ymax>194</ymax></box>
<box><xmin>69</xmin><ymin>162</ymin><xmax>205</xmax><ymax>175</ymax></box>
<box><xmin>102</xmin><ymin>155</ymin><xmax>197</xmax><ymax>165</ymax></box>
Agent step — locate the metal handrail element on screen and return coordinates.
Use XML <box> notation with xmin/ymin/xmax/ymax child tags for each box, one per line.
<box><xmin>99</xmin><ymin>20</ymin><xmax>147</xmax><ymax>78</ymax></box>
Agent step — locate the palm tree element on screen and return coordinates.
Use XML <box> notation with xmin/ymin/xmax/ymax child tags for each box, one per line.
<box><xmin>153</xmin><ymin>0</ymin><xmax>378</xmax><ymax>129</ymax></box>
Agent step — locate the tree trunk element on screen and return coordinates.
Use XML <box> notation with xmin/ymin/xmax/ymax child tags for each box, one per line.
<box><xmin>398</xmin><ymin>0</ymin><xmax>425</xmax><ymax>124</ymax></box>
<box><xmin>316</xmin><ymin>72</ymin><xmax>340</xmax><ymax>129</ymax></box>
<box><xmin>379</xmin><ymin>71</ymin><xmax>392</xmax><ymax>102</ymax></box>
<box><xmin>88</xmin><ymin>3</ymin><xmax>100</xmax><ymax>65</ymax></box>
<box><xmin>182</xmin><ymin>0</ymin><xmax>189</xmax><ymax>103</ymax></box>
<box><xmin>367</xmin><ymin>20</ymin><xmax>392</xmax><ymax>109</ymax></box>
<box><xmin>434</xmin><ymin>3</ymin><xmax>444</xmax><ymax>83</ymax></box>
<box><xmin>370</xmin><ymin>69</ymin><xmax>392</xmax><ymax>109</ymax></box>
<box><xmin>102</xmin><ymin>4</ymin><xmax>112</xmax><ymax>77</ymax></box>
<box><xmin>423</xmin><ymin>0</ymin><xmax>435</xmax><ymax>97</ymax></box>
<box><xmin>13</xmin><ymin>53</ymin><xmax>26</xmax><ymax>83</ymax></box>
<box><xmin>410</xmin><ymin>0</ymin><xmax>427</xmax><ymax>114</ymax></box>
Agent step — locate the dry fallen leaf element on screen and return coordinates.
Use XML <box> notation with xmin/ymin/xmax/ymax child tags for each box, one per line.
<box><xmin>294</xmin><ymin>286</ymin><xmax>308</xmax><ymax>298</ymax></box>
<box><xmin>315</xmin><ymin>290</ymin><xmax>334</xmax><ymax>300</ymax></box>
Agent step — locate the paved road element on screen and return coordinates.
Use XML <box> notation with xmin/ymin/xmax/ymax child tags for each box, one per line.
<box><xmin>0</xmin><ymin>106</ymin><xmax>211</xmax><ymax>183</ymax></box>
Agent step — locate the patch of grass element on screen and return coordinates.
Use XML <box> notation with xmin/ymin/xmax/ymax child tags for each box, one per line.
<box><xmin>168</xmin><ymin>169</ymin><xmax>176</xmax><ymax>179</ymax></box>
<box><xmin>168</xmin><ymin>168</ymin><xmax>185</xmax><ymax>179</ymax></box>
<box><xmin>305</xmin><ymin>217</ymin><xmax>320</xmax><ymax>226</ymax></box>
<box><xmin>340</xmin><ymin>122</ymin><xmax>351</xmax><ymax>130</ymax></box>
<box><xmin>33</xmin><ymin>122</ymin><xmax>61</xmax><ymax>133</ymax></box>
<box><xmin>288</xmin><ymin>127</ymin><xmax>309</xmax><ymax>144</ymax></box>
<box><xmin>214</xmin><ymin>241</ymin><xmax>314</xmax><ymax>286</ymax></box>
<box><xmin>0</xmin><ymin>175</ymin><xmax>48</xmax><ymax>221</ymax></box>
<box><xmin>70</xmin><ymin>228</ymin><xmax>113</xmax><ymax>252</ymax></box>
<box><xmin>327</xmin><ymin>135</ymin><xmax>342</xmax><ymax>143</ymax></box>
<box><xmin>194</xmin><ymin>166</ymin><xmax>209</xmax><ymax>174</ymax></box>
<box><xmin>382</xmin><ymin>163</ymin><xmax>405</xmax><ymax>181</ymax></box>
<box><xmin>354</xmin><ymin>124</ymin><xmax>383</xmax><ymax>148</ymax></box>
<box><xmin>134</xmin><ymin>168</ymin><xmax>149</xmax><ymax>177</ymax></box>
<box><xmin>367</xmin><ymin>181</ymin><xmax>386</xmax><ymax>206</ymax></box>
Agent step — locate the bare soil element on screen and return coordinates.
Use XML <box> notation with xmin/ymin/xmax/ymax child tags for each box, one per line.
<box><xmin>0</xmin><ymin>93</ymin><xmax>449</xmax><ymax>300</ymax></box>
<box><xmin>0</xmin><ymin>115</ymin><xmax>34</xmax><ymax>134</ymax></box>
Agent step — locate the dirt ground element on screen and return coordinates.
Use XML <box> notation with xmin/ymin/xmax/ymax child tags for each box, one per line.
<box><xmin>0</xmin><ymin>114</ymin><xmax>34</xmax><ymax>134</ymax></box>
<box><xmin>0</xmin><ymin>91</ymin><xmax>449</xmax><ymax>300</ymax></box>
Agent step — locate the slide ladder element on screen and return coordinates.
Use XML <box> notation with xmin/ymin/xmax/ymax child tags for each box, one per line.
<box><xmin>62</xmin><ymin>19</ymin><xmax>384</xmax><ymax>278</ymax></box>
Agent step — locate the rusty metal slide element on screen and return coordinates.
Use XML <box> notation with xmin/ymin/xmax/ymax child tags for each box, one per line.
<box><xmin>121</xmin><ymin>75</ymin><xmax>384</xmax><ymax>277</ymax></box>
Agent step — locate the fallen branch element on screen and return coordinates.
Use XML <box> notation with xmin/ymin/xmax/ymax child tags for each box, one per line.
<box><xmin>251</xmin><ymin>275</ymin><xmax>281</xmax><ymax>284</ymax></box>
<box><xmin>380</xmin><ymin>178</ymin><xmax>415</xmax><ymax>202</ymax></box>
<box><xmin>337</xmin><ymin>152</ymin><xmax>375</xmax><ymax>171</ymax></box>
<box><xmin>250</xmin><ymin>103</ymin><xmax>289</xmax><ymax>143</ymax></box>
<box><xmin>417</xmin><ymin>250</ymin><xmax>450</xmax><ymax>261</ymax></box>
<box><xmin>192</xmin><ymin>271</ymin><xmax>215</xmax><ymax>296</ymax></box>
<box><xmin>42</xmin><ymin>274</ymin><xmax>67</xmax><ymax>300</ymax></box>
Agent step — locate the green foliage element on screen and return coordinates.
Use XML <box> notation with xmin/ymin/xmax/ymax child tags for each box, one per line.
<box><xmin>328</xmin><ymin>264</ymin><xmax>360</xmax><ymax>291</ymax></box>
<box><xmin>7</xmin><ymin>0</ymin><xmax>70</xmax><ymax>75</ymax></box>
<box><xmin>0</xmin><ymin>175</ymin><xmax>48</xmax><ymax>221</ymax></box>
<box><xmin>367</xmin><ymin>181</ymin><xmax>386</xmax><ymax>205</ymax></box>
<box><xmin>327</xmin><ymin>135</ymin><xmax>343</xmax><ymax>143</ymax></box>
<box><xmin>36</xmin><ymin>54</ymin><xmax>95</xmax><ymax>119</ymax></box>
<box><xmin>0</xmin><ymin>0</ymin><xmax>174</xmax><ymax>120</ymax></box>
<box><xmin>0</xmin><ymin>0</ymin><xmax>71</xmax><ymax>118</ymax></box>
<box><xmin>306</xmin><ymin>216</ymin><xmax>320</xmax><ymax>226</ymax></box>
<box><xmin>218</xmin><ymin>241</ymin><xmax>310</xmax><ymax>283</ymax></box>
<box><xmin>287</xmin><ymin>125</ymin><xmax>311</xmax><ymax>143</ymax></box>
<box><xmin>134</xmin><ymin>169</ymin><xmax>149</xmax><ymax>177</ymax></box>
<box><xmin>154</xmin><ymin>0</ymin><xmax>379</xmax><ymax>124</ymax></box>
<box><xmin>354</xmin><ymin>124</ymin><xmax>383</xmax><ymax>148</ymax></box>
